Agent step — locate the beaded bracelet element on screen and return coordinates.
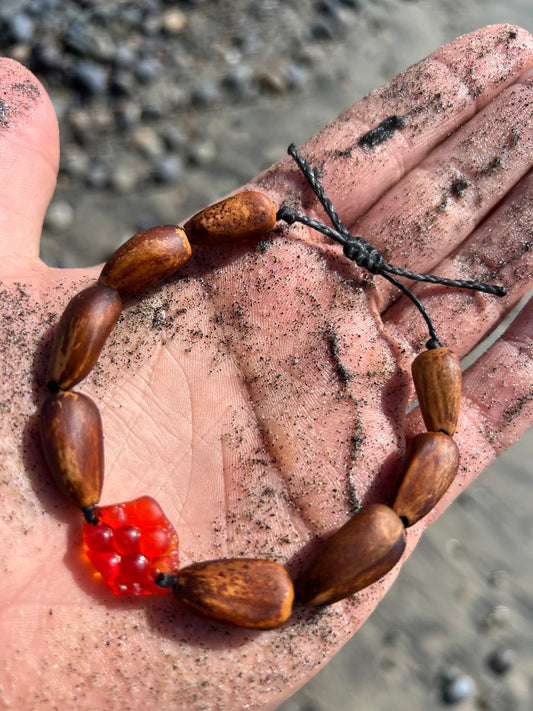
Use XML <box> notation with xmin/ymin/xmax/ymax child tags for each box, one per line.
<box><xmin>40</xmin><ymin>143</ymin><xmax>506</xmax><ymax>630</ymax></box>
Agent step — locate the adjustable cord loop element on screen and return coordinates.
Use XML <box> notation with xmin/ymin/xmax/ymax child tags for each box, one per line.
<box><xmin>278</xmin><ymin>144</ymin><xmax>507</xmax><ymax>345</ymax></box>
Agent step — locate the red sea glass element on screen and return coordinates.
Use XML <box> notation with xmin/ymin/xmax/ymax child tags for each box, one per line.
<box><xmin>82</xmin><ymin>496</ymin><xmax>179</xmax><ymax>596</ymax></box>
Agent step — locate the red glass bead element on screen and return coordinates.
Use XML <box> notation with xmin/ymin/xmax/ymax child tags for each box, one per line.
<box><xmin>92</xmin><ymin>552</ymin><xmax>121</xmax><ymax>581</ymax></box>
<box><xmin>82</xmin><ymin>496</ymin><xmax>179</xmax><ymax>596</ymax></box>
<box><xmin>114</xmin><ymin>525</ymin><xmax>141</xmax><ymax>555</ymax></box>
<box><xmin>84</xmin><ymin>523</ymin><xmax>114</xmax><ymax>553</ymax></box>
<box><xmin>139</xmin><ymin>525</ymin><xmax>171</xmax><ymax>558</ymax></box>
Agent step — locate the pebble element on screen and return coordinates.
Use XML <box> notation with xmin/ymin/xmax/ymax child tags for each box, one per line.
<box><xmin>44</xmin><ymin>201</ymin><xmax>75</xmax><ymax>233</ymax></box>
<box><xmin>62</xmin><ymin>22</ymin><xmax>94</xmax><ymax>56</ymax></box>
<box><xmin>72</xmin><ymin>60</ymin><xmax>108</xmax><ymax>98</ymax></box>
<box><xmin>487</xmin><ymin>648</ymin><xmax>516</xmax><ymax>675</ymax></box>
<box><xmin>135</xmin><ymin>57</ymin><xmax>162</xmax><ymax>85</ymax></box>
<box><xmin>109</xmin><ymin>162</ymin><xmax>139</xmax><ymax>194</ymax></box>
<box><xmin>285</xmin><ymin>63</ymin><xmax>309</xmax><ymax>90</ymax></box>
<box><xmin>223</xmin><ymin>65</ymin><xmax>256</xmax><ymax>98</ymax></box>
<box><xmin>130</xmin><ymin>125</ymin><xmax>165</xmax><ymax>158</ymax></box>
<box><xmin>26</xmin><ymin>0</ymin><xmax>60</xmax><ymax>15</ymax></box>
<box><xmin>309</xmin><ymin>20</ymin><xmax>336</xmax><ymax>41</ymax></box>
<box><xmin>487</xmin><ymin>569</ymin><xmax>509</xmax><ymax>589</ymax></box>
<box><xmin>86</xmin><ymin>159</ymin><xmax>108</xmax><ymax>189</ymax></box>
<box><xmin>235</xmin><ymin>30</ymin><xmax>263</xmax><ymax>55</ymax></box>
<box><xmin>60</xmin><ymin>145</ymin><xmax>90</xmax><ymax>179</ymax></box>
<box><xmin>187</xmin><ymin>139</ymin><xmax>216</xmax><ymax>166</ymax></box>
<box><xmin>318</xmin><ymin>0</ymin><xmax>351</xmax><ymax>26</ymax></box>
<box><xmin>145</xmin><ymin>0</ymin><xmax>162</xmax><ymax>14</ymax></box>
<box><xmin>141</xmin><ymin>87</ymin><xmax>172</xmax><ymax>120</ymax></box>
<box><xmin>191</xmin><ymin>82</ymin><xmax>221</xmax><ymax>106</ymax></box>
<box><xmin>62</xmin><ymin>23</ymin><xmax>115</xmax><ymax>62</ymax></box>
<box><xmin>114</xmin><ymin>100</ymin><xmax>142</xmax><ymax>130</ymax></box>
<box><xmin>482</xmin><ymin>605</ymin><xmax>512</xmax><ymax>632</ymax></box>
<box><xmin>162</xmin><ymin>9</ymin><xmax>187</xmax><ymax>34</ymax></box>
<box><xmin>6</xmin><ymin>13</ymin><xmax>35</xmax><ymax>44</ymax></box>
<box><xmin>110</xmin><ymin>69</ymin><xmax>135</xmax><ymax>97</ymax></box>
<box><xmin>161</xmin><ymin>125</ymin><xmax>187</xmax><ymax>151</ymax></box>
<box><xmin>31</xmin><ymin>43</ymin><xmax>64</xmax><ymax>73</ymax></box>
<box><xmin>441</xmin><ymin>671</ymin><xmax>476</xmax><ymax>705</ymax></box>
<box><xmin>113</xmin><ymin>46</ymin><xmax>137</xmax><ymax>70</ymax></box>
<box><xmin>257</xmin><ymin>68</ymin><xmax>287</xmax><ymax>94</ymax></box>
<box><xmin>153</xmin><ymin>155</ymin><xmax>182</xmax><ymax>184</ymax></box>
<box><xmin>92</xmin><ymin>104</ymin><xmax>114</xmax><ymax>132</ymax></box>
<box><xmin>8</xmin><ymin>43</ymin><xmax>31</xmax><ymax>65</ymax></box>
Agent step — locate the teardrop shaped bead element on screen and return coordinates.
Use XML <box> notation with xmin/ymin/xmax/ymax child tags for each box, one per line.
<box><xmin>411</xmin><ymin>348</ymin><xmax>462</xmax><ymax>436</ymax></box>
<box><xmin>392</xmin><ymin>432</ymin><xmax>459</xmax><ymax>527</ymax></box>
<box><xmin>46</xmin><ymin>284</ymin><xmax>122</xmax><ymax>391</ymax></box>
<box><xmin>296</xmin><ymin>504</ymin><xmax>406</xmax><ymax>607</ymax></box>
<box><xmin>183</xmin><ymin>191</ymin><xmax>276</xmax><ymax>245</ymax></box>
<box><xmin>40</xmin><ymin>391</ymin><xmax>104</xmax><ymax>509</ymax></box>
<box><xmin>173</xmin><ymin>558</ymin><xmax>294</xmax><ymax>629</ymax></box>
<box><xmin>98</xmin><ymin>225</ymin><xmax>192</xmax><ymax>299</ymax></box>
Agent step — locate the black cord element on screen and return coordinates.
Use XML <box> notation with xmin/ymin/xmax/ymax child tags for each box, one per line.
<box><xmin>277</xmin><ymin>144</ymin><xmax>507</xmax><ymax>348</ymax></box>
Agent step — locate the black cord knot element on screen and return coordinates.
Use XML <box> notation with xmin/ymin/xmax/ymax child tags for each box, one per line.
<box><xmin>82</xmin><ymin>505</ymin><xmax>100</xmax><ymax>526</ymax></box>
<box><xmin>155</xmin><ymin>572</ymin><xmax>178</xmax><ymax>588</ymax></box>
<box><xmin>426</xmin><ymin>337</ymin><xmax>443</xmax><ymax>350</ymax></box>
<box><xmin>343</xmin><ymin>237</ymin><xmax>384</xmax><ymax>274</ymax></box>
<box><xmin>276</xmin><ymin>205</ymin><xmax>297</xmax><ymax>225</ymax></box>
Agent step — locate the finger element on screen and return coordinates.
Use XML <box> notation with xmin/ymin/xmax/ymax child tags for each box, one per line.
<box><xmin>383</xmin><ymin>167</ymin><xmax>533</xmax><ymax>356</ymax></box>
<box><xmin>0</xmin><ymin>58</ymin><xmax>59</xmax><ymax>272</ymax></box>
<box><xmin>349</xmin><ymin>65</ymin><xmax>533</xmax><ymax>310</ymax></box>
<box><xmin>254</xmin><ymin>25</ymin><xmax>533</xmax><ymax>226</ymax></box>
<box><xmin>462</xmin><ymin>295</ymin><xmax>533</xmax><ymax>452</ymax></box>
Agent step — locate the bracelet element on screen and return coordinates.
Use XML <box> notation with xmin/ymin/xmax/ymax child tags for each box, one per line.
<box><xmin>39</xmin><ymin>143</ymin><xmax>506</xmax><ymax>630</ymax></box>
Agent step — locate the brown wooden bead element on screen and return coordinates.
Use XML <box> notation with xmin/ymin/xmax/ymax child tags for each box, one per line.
<box><xmin>98</xmin><ymin>225</ymin><xmax>192</xmax><ymax>299</ymax></box>
<box><xmin>183</xmin><ymin>191</ymin><xmax>277</xmax><ymax>245</ymax></box>
<box><xmin>46</xmin><ymin>284</ymin><xmax>122</xmax><ymax>390</ymax></box>
<box><xmin>411</xmin><ymin>347</ymin><xmax>462</xmax><ymax>436</ymax></box>
<box><xmin>40</xmin><ymin>391</ymin><xmax>104</xmax><ymax>509</ymax></box>
<box><xmin>296</xmin><ymin>504</ymin><xmax>406</xmax><ymax>607</ymax></box>
<box><xmin>173</xmin><ymin>558</ymin><xmax>294</xmax><ymax>629</ymax></box>
<box><xmin>392</xmin><ymin>432</ymin><xmax>459</xmax><ymax>527</ymax></box>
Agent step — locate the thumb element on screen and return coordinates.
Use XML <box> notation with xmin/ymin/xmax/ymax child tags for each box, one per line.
<box><xmin>0</xmin><ymin>58</ymin><xmax>59</xmax><ymax>274</ymax></box>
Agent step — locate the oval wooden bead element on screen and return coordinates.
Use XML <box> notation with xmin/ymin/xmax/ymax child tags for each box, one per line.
<box><xmin>173</xmin><ymin>558</ymin><xmax>294</xmax><ymax>629</ymax></box>
<box><xmin>98</xmin><ymin>225</ymin><xmax>192</xmax><ymax>299</ymax></box>
<box><xmin>183</xmin><ymin>191</ymin><xmax>277</xmax><ymax>245</ymax></box>
<box><xmin>411</xmin><ymin>348</ymin><xmax>462</xmax><ymax>436</ymax></box>
<box><xmin>296</xmin><ymin>504</ymin><xmax>406</xmax><ymax>607</ymax></box>
<box><xmin>40</xmin><ymin>391</ymin><xmax>104</xmax><ymax>509</ymax></box>
<box><xmin>47</xmin><ymin>284</ymin><xmax>122</xmax><ymax>390</ymax></box>
<box><xmin>392</xmin><ymin>432</ymin><xmax>459</xmax><ymax>527</ymax></box>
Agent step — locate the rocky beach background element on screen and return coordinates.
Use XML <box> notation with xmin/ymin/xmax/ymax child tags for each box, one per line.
<box><xmin>0</xmin><ymin>1</ymin><xmax>531</xmax><ymax>709</ymax></box>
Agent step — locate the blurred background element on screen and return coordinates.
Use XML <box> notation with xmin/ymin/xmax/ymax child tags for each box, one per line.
<box><xmin>1</xmin><ymin>1</ymin><xmax>531</xmax><ymax>709</ymax></box>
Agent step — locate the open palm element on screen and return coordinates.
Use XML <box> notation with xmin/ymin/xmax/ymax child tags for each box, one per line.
<box><xmin>1</xmin><ymin>25</ymin><xmax>532</xmax><ymax>711</ymax></box>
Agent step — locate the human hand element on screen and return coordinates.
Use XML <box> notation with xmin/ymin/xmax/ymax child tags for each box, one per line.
<box><xmin>1</xmin><ymin>24</ymin><xmax>532</xmax><ymax>711</ymax></box>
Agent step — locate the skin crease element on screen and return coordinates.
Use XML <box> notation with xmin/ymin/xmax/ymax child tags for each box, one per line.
<box><xmin>0</xmin><ymin>24</ymin><xmax>532</xmax><ymax>711</ymax></box>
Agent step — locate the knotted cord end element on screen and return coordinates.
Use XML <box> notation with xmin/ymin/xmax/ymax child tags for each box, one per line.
<box><xmin>276</xmin><ymin>205</ymin><xmax>298</xmax><ymax>225</ymax></box>
<box><xmin>343</xmin><ymin>237</ymin><xmax>385</xmax><ymax>274</ymax></box>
